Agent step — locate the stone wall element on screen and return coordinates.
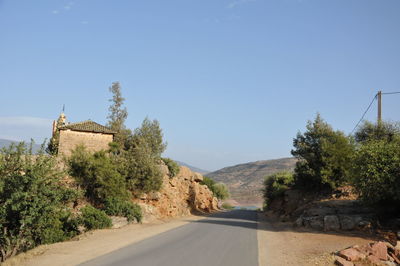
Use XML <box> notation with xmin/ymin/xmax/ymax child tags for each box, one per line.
<box><xmin>58</xmin><ymin>130</ymin><xmax>113</xmax><ymax>156</ymax></box>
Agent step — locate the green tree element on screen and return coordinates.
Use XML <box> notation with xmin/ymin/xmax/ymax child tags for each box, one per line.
<box><xmin>352</xmin><ymin>133</ymin><xmax>400</xmax><ymax>206</ymax></box>
<box><xmin>0</xmin><ymin>143</ymin><xmax>80</xmax><ymax>262</ymax></box>
<box><xmin>130</xmin><ymin>118</ymin><xmax>167</xmax><ymax>158</ymax></box>
<box><xmin>354</xmin><ymin>120</ymin><xmax>400</xmax><ymax>143</ymax></box>
<box><xmin>123</xmin><ymin>139</ymin><xmax>163</xmax><ymax>193</ymax></box>
<box><xmin>291</xmin><ymin>114</ymin><xmax>354</xmax><ymax>190</ymax></box>
<box><xmin>106</xmin><ymin>82</ymin><xmax>131</xmax><ymax>149</ymax></box>
<box><xmin>67</xmin><ymin>146</ymin><xmax>128</xmax><ymax>204</ymax></box>
<box><xmin>263</xmin><ymin>172</ymin><xmax>294</xmax><ymax>206</ymax></box>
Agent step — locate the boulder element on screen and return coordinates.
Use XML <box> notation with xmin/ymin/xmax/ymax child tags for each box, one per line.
<box><xmin>338</xmin><ymin>248</ymin><xmax>366</xmax><ymax>261</ymax></box>
<box><xmin>335</xmin><ymin>256</ymin><xmax>354</xmax><ymax>266</ymax></box>
<box><xmin>305</xmin><ymin>217</ymin><xmax>324</xmax><ymax>230</ymax></box>
<box><xmin>111</xmin><ymin>216</ymin><xmax>128</xmax><ymax>229</ymax></box>
<box><xmin>324</xmin><ymin>215</ymin><xmax>340</xmax><ymax>231</ymax></box>
<box><xmin>340</xmin><ymin>216</ymin><xmax>363</xmax><ymax>231</ymax></box>
<box><xmin>371</xmin><ymin>241</ymin><xmax>388</xmax><ymax>260</ymax></box>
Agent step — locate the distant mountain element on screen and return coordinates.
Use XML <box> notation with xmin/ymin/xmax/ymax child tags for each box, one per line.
<box><xmin>175</xmin><ymin>161</ymin><xmax>210</xmax><ymax>175</ymax></box>
<box><xmin>0</xmin><ymin>139</ymin><xmax>43</xmax><ymax>153</ymax></box>
<box><xmin>207</xmin><ymin>157</ymin><xmax>297</xmax><ymax>205</ymax></box>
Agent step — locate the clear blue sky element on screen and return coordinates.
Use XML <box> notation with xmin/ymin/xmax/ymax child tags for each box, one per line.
<box><xmin>0</xmin><ymin>0</ymin><xmax>399</xmax><ymax>171</ymax></box>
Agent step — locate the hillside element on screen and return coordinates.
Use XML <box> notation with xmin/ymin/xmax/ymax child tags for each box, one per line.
<box><xmin>207</xmin><ymin>157</ymin><xmax>297</xmax><ymax>205</ymax></box>
<box><xmin>0</xmin><ymin>138</ymin><xmax>42</xmax><ymax>153</ymax></box>
<box><xmin>175</xmin><ymin>161</ymin><xmax>209</xmax><ymax>175</ymax></box>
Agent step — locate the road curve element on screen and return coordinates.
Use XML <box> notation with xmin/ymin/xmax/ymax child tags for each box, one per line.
<box><xmin>81</xmin><ymin>210</ymin><xmax>259</xmax><ymax>266</ymax></box>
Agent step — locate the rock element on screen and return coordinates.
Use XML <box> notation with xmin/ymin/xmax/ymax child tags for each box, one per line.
<box><xmin>358</xmin><ymin>220</ymin><xmax>372</xmax><ymax>230</ymax></box>
<box><xmin>340</xmin><ymin>216</ymin><xmax>363</xmax><ymax>231</ymax></box>
<box><xmin>383</xmin><ymin>261</ymin><xmax>396</xmax><ymax>266</ymax></box>
<box><xmin>111</xmin><ymin>216</ymin><xmax>128</xmax><ymax>229</ymax></box>
<box><xmin>390</xmin><ymin>252</ymin><xmax>400</xmax><ymax>264</ymax></box>
<box><xmin>193</xmin><ymin>173</ymin><xmax>203</xmax><ymax>182</ymax></box>
<box><xmin>304</xmin><ymin>207</ymin><xmax>336</xmax><ymax>217</ymax></box>
<box><xmin>324</xmin><ymin>215</ymin><xmax>340</xmax><ymax>231</ymax></box>
<box><xmin>371</xmin><ymin>241</ymin><xmax>388</xmax><ymax>260</ymax></box>
<box><xmin>395</xmin><ymin>241</ymin><xmax>400</xmax><ymax>250</ymax></box>
<box><xmin>306</xmin><ymin>217</ymin><xmax>324</xmax><ymax>230</ymax></box>
<box><xmin>338</xmin><ymin>248</ymin><xmax>366</xmax><ymax>261</ymax></box>
<box><xmin>147</xmin><ymin>191</ymin><xmax>162</xmax><ymax>201</ymax></box>
<box><xmin>133</xmin><ymin>166</ymin><xmax>218</xmax><ymax>221</ymax></box>
<box><xmin>295</xmin><ymin>217</ymin><xmax>303</xmax><ymax>227</ymax></box>
<box><xmin>367</xmin><ymin>255</ymin><xmax>381</xmax><ymax>264</ymax></box>
<box><xmin>335</xmin><ymin>256</ymin><xmax>354</xmax><ymax>266</ymax></box>
<box><xmin>139</xmin><ymin>194</ymin><xmax>147</xmax><ymax>200</ymax></box>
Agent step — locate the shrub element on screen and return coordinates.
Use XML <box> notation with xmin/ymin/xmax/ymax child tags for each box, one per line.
<box><xmin>201</xmin><ymin>177</ymin><xmax>230</xmax><ymax>200</ymax></box>
<box><xmin>291</xmin><ymin>114</ymin><xmax>354</xmax><ymax>190</ymax></box>
<box><xmin>67</xmin><ymin>146</ymin><xmax>129</xmax><ymax>204</ymax></box>
<box><xmin>162</xmin><ymin>158</ymin><xmax>180</xmax><ymax>178</ymax></box>
<box><xmin>263</xmin><ymin>172</ymin><xmax>294</xmax><ymax>206</ymax></box>
<box><xmin>0</xmin><ymin>143</ymin><xmax>79</xmax><ymax>262</ymax></box>
<box><xmin>352</xmin><ymin>139</ymin><xmax>400</xmax><ymax>206</ymax></box>
<box><xmin>212</xmin><ymin>183</ymin><xmax>230</xmax><ymax>200</ymax></box>
<box><xmin>79</xmin><ymin>206</ymin><xmax>112</xmax><ymax>230</ymax></box>
<box><xmin>103</xmin><ymin>197</ymin><xmax>142</xmax><ymax>222</ymax></box>
<box><xmin>221</xmin><ymin>203</ymin><xmax>235</xmax><ymax>210</ymax></box>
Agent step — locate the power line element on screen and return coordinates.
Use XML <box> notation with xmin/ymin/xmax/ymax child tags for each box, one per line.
<box><xmin>351</xmin><ymin>93</ymin><xmax>377</xmax><ymax>134</ymax></box>
<box><xmin>382</xmin><ymin>91</ymin><xmax>400</xmax><ymax>95</ymax></box>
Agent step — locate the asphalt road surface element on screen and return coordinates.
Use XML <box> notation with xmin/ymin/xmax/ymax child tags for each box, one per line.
<box><xmin>81</xmin><ymin>210</ymin><xmax>259</xmax><ymax>266</ymax></box>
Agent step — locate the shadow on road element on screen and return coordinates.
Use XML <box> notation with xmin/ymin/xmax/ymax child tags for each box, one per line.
<box><xmin>189</xmin><ymin>209</ymin><xmax>380</xmax><ymax>242</ymax></box>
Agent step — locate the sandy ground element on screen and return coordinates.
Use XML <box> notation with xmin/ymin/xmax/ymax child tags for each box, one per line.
<box><xmin>257</xmin><ymin>212</ymin><xmax>377</xmax><ymax>266</ymax></box>
<box><xmin>2</xmin><ymin>215</ymin><xmax>207</xmax><ymax>266</ymax></box>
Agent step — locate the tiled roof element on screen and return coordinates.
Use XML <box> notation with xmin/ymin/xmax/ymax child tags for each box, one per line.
<box><xmin>59</xmin><ymin>120</ymin><xmax>116</xmax><ymax>134</ymax></box>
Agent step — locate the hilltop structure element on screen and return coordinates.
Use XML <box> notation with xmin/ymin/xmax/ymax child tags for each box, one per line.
<box><xmin>51</xmin><ymin>112</ymin><xmax>116</xmax><ymax>156</ymax></box>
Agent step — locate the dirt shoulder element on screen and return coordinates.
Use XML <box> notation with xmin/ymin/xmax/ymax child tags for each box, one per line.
<box><xmin>3</xmin><ymin>215</ymin><xmax>207</xmax><ymax>266</ymax></box>
<box><xmin>257</xmin><ymin>212</ymin><xmax>377</xmax><ymax>266</ymax></box>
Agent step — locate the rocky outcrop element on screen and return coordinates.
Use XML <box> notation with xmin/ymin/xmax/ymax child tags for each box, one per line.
<box><xmin>133</xmin><ymin>165</ymin><xmax>218</xmax><ymax>222</ymax></box>
<box><xmin>335</xmin><ymin>241</ymin><xmax>400</xmax><ymax>266</ymax></box>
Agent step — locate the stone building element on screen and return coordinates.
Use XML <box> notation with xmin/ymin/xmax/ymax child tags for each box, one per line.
<box><xmin>52</xmin><ymin>113</ymin><xmax>116</xmax><ymax>156</ymax></box>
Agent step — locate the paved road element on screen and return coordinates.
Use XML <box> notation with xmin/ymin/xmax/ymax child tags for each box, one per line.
<box><xmin>81</xmin><ymin>210</ymin><xmax>259</xmax><ymax>266</ymax></box>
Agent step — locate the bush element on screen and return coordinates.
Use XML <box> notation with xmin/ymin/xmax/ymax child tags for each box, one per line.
<box><xmin>352</xmin><ymin>139</ymin><xmax>400</xmax><ymax>206</ymax></box>
<box><xmin>221</xmin><ymin>203</ymin><xmax>235</xmax><ymax>210</ymax></box>
<box><xmin>0</xmin><ymin>143</ymin><xmax>79</xmax><ymax>262</ymax></box>
<box><xmin>161</xmin><ymin>158</ymin><xmax>180</xmax><ymax>178</ymax></box>
<box><xmin>263</xmin><ymin>172</ymin><xmax>294</xmax><ymax>206</ymax></box>
<box><xmin>201</xmin><ymin>177</ymin><xmax>230</xmax><ymax>200</ymax></box>
<box><xmin>67</xmin><ymin>146</ymin><xmax>129</xmax><ymax>204</ymax></box>
<box><xmin>79</xmin><ymin>206</ymin><xmax>112</xmax><ymax>230</ymax></box>
<box><xmin>291</xmin><ymin>114</ymin><xmax>354</xmax><ymax>190</ymax></box>
<box><xmin>103</xmin><ymin>197</ymin><xmax>142</xmax><ymax>222</ymax></box>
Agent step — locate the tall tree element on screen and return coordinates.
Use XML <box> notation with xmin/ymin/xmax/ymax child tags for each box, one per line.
<box><xmin>131</xmin><ymin>117</ymin><xmax>167</xmax><ymax>158</ymax></box>
<box><xmin>106</xmin><ymin>82</ymin><xmax>130</xmax><ymax>148</ymax></box>
<box><xmin>291</xmin><ymin>114</ymin><xmax>354</xmax><ymax>190</ymax></box>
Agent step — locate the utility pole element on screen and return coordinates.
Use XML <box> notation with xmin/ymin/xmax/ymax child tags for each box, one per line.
<box><xmin>377</xmin><ymin>90</ymin><xmax>382</xmax><ymax>124</ymax></box>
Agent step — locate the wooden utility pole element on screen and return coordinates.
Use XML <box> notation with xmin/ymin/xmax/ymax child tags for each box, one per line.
<box><xmin>377</xmin><ymin>90</ymin><xmax>382</xmax><ymax>124</ymax></box>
